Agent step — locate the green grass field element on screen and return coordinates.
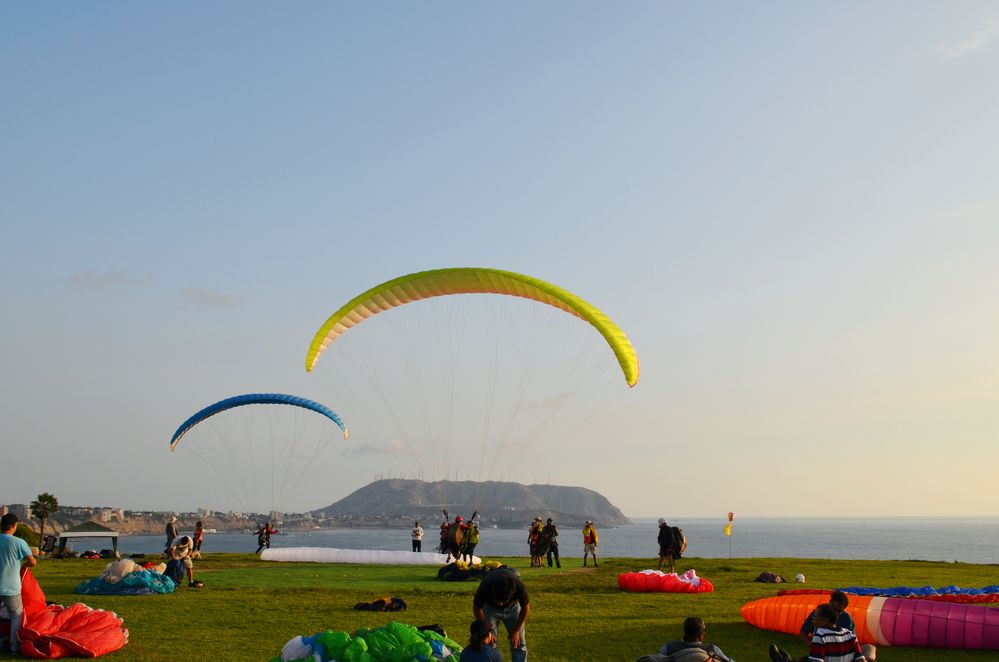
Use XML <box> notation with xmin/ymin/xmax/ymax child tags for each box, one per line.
<box><xmin>12</xmin><ymin>554</ymin><xmax>999</xmax><ymax>661</ymax></box>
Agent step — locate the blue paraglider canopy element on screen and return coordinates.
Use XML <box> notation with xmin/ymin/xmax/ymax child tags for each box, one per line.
<box><xmin>170</xmin><ymin>393</ymin><xmax>349</xmax><ymax>450</ymax></box>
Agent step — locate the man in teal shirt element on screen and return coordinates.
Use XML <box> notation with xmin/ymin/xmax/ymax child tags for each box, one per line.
<box><xmin>0</xmin><ymin>513</ymin><xmax>37</xmax><ymax>654</ymax></box>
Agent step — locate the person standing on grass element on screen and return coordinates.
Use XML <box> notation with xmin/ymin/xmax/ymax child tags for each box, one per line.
<box><xmin>0</xmin><ymin>513</ymin><xmax>36</xmax><ymax>655</ymax></box>
<box><xmin>411</xmin><ymin>521</ymin><xmax>423</xmax><ymax>552</ymax></box>
<box><xmin>657</xmin><ymin>518</ymin><xmax>677</xmax><ymax>574</ymax></box>
<box><xmin>528</xmin><ymin>517</ymin><xmax>544</xmax><ymax>567</ymax></box>
<box><xmin>543</xmin><ymin>518</ymin><xmax>560</xmax><ymax>568</ymax></box>
<box><xmin>473</xmin><ymin>568</ymin><xmax>530</xmax><ymax>662</ymax></box>
<box><xmin>255</xmin><ymin>522</ymin><xmax>276</xmax><ymax>554</ymax></box>
<box><xmin>582</xmin><ymin>520</ymin><xmax>598</xmax><ymax>567</ymax></box>
<box><xmin>462</xmin><ymin>521</ymin><xmax>480</xmax><ymax>562</ymax></box>
<box><xmin>439</xmin><ymin>520</ymin><xmax>452</xmax><ymax>560</ymax></box>
<box><xmin>192</xmin><ymin>521</ymin><xmax>204</xmax><ymax>559</ymax></box>
<box><xmin>164</xmin><ymin>515</ymin><xmax>178</xmax><ymax>556</ymax></box>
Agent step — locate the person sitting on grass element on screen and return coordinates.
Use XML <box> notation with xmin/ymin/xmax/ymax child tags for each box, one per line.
<box><xmin>799</xmin><ymin>592</ymin><xmax>876</xmax><ymax>661</ymax></box>
<box><xmin>460</xmin><ymin>618</ymin><xmax>502</xmax><ymax>662</ymax></box>
<box><xmin>637</xmin><ymin>616</ymin><xmax>734</xmax><ymax>661</ymax></box>
<box><xmin>169</xmin><ymin>536</ymin><xmax>204</xmax><ymax>588</ymax></box>
<box><xmin>769</xmin><ymin>603</ymin><xmax>866</xmax><ymax>662</ymax></box>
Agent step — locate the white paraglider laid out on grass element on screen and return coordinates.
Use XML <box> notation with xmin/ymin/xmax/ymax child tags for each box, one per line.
<box><xmin>261</xmin><ymin>546</ymin><xmax>481</xmax><ymax>566</ymax></box>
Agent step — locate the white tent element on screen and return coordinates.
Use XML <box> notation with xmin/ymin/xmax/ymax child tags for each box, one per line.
<box><xmin>57</xmin><ymin>520</ymin><xmax>119</xmax><ymax>558</ymax></box>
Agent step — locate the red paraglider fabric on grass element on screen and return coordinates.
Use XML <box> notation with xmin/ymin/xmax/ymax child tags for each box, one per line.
<box><xmin>618</xmin><ymin>569</ymin><xmax>714</xmax><ymax>593</ymax></box>
<box><xmin>2</xmin><ymin>568</ymin><xmax>128</xmax><ymax>659</ymax></box>
<box><xmin>18</xmin><ymin>603</ymin><xmax>129</xmax><ymax>659</ymax></box>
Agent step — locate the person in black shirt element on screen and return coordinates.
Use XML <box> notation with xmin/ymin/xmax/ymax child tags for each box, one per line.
<box><xmin>473</xmin><ymin>569</ymin><xmax>530</xmax><ymax>662</ymax></box>
<box><xmin>542</xmin><ymin>518</ymin><xmax>560</xmax><ymax>568</ymax></box>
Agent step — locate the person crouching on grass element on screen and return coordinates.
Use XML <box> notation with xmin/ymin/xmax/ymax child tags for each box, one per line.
<box><xmin>170</xmin><ymin>535</ymin><xmax>204</xmax><ymax>588</ymax></box>
<box><xmin>473</xmin><ymin>568</ymin><xmax>530</xmax><ymax>662</ymax></box>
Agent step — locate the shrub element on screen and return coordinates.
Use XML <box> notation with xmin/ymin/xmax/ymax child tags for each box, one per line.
<box><xmin>14</xmin><ymin>522</ymin><xmax>40</xmax><ymax>547</ymax></box>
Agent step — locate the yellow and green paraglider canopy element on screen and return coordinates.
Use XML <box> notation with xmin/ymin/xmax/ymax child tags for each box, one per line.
<box><xmin>306</xmin><ymin>267</ymin><xmax>639</xmax><ymax>387</ymax></box>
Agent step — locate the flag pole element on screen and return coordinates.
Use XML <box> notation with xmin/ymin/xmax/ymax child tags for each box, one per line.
<box><xmin>726</xmin><ymin>512</ymin><xmax>735</xmax><ymax>558</ymax></box>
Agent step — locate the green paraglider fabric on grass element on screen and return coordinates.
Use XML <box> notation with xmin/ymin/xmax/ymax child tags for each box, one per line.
<box><xmin>271</xmin><ymin>621</ymin><xmax>461</xmax><ymax>662</ymax></box>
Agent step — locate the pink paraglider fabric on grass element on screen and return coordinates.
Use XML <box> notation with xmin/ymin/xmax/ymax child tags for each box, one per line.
<box><xmin>617</xmin><ymin>569</ymin><xmax>714</xmax><ymax>593</ymax></box>
<box><xmin>742</xmin><ymin>593</ymin><xmax>999</xmax><ymax>650</ymax></box>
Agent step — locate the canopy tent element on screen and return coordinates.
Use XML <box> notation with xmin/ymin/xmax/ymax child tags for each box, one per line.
<box><xmin>57</xmin><ymin>521</ymin><xmax>119</xmax><ymax>558</ymax></box>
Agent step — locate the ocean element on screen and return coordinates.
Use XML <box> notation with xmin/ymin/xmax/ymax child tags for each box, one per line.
<box><xmin>87</xmin><ymin>517</ymin><xmax>999</xmax><ymax>564</ymax></box>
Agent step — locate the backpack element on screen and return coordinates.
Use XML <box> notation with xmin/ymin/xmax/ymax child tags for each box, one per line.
<box><xmin>353</xmin><ymin>596</ymin><xmax>407</xmax><ymax>612</ymax></box>
<box><xmin>164</xmin><ymin>559</ymin><xmax>184</xmax><ymax>584</ymax></box>
<box><xmin>671</xmin><ymin>527</ymin><xmax>687</xmax><ymax>559</ymax></box>
<box><xmin>755</xmin><ymin>571</ymin><xmax>786</xmax><ymax>583</ymax></box>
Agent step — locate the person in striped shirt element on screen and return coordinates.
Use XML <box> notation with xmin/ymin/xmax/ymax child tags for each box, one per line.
<box><xmin>770</xmin><ymin>604</ymin><xmax>867</xmax><ymax>662</ymax></box>
<box><xmin>800</xmin><ymin>592</ymin><xmax>876</xmax><ymax>660</ymax></box>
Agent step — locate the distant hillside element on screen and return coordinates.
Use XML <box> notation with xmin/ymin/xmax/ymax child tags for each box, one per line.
<box><xmin>313</xmin><ymin>479</ymin><xmax>630</xmax><ymax>528</ymax></box>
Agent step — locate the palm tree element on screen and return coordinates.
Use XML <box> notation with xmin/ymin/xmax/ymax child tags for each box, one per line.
<box><xmin>30</xmin><ymin>492</ymin><xmax>59</xmax><ymax>548</ymax></box>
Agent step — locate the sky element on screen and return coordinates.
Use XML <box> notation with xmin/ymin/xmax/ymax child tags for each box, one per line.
<box><xmin>2</xmin><ymin>2</ymin><xmax>998</xmax><ymax>518</ymax></box>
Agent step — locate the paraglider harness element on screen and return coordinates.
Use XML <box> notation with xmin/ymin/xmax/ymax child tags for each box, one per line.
<box><xmin>637</xmin><ymin>643</ymin><xmax>720</xmax><ymax>661</ymax></box>
<box><xmin>672</xmin><ymin>527</ymin><xmax>687</xmax><ymax>558</ymax></box>
<box><xmin>353</xmin><ymin>596</ymin><xmax>407</xmax><ymax>612</ymax></box>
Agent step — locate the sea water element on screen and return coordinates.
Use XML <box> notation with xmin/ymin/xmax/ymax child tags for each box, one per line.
<box><xmin>87</xmin><ymin>517</ymin><xmax>999</xmax><ymax>564</ymax></box>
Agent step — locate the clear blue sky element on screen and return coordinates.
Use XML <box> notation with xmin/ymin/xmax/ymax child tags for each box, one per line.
<box><xmin>2</xmin><ymin>2</ymin><xmax>997</xmax><ymax>517</ymax></box>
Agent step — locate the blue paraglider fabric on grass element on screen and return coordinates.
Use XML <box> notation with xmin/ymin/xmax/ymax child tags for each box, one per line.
<box><xmin>76</xmin><ymin>570</ymin><xmax>176</xmax><ymax>595</ymax></box>
<box><xmin>839</xmin><ymin>584</ymin><xmax>999</xmax><ymax>597</ymax></box>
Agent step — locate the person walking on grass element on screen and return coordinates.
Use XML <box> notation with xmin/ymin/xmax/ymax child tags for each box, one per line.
<box><xmin>473</xmin><ymin>568</ymin><xmax>530</xmax><ymax>662</ymax></box>
<box><xmin>582</xmin><ymin>520</ymin><xmax>598</xmax><ymax>567</ymax></box>
<box><xmin>0</xmin><ymin>513</ymin><xmax>36</xmax><ymax>655</ymax></box>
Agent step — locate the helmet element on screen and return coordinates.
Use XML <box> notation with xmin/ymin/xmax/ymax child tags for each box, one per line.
<box><xmin>657</xmin><ymin>517</ymin><xmax>666</xmax><ymax>526</ymax></box>
<box><xmin>795</xmin><ymin>573</ymin><xmax>806</xmax><ymax>583</ymax></box>
<box><xmin>455</xmin><ymin>516</ymin><xmax>463</xmax><ymax>523</ymax></box>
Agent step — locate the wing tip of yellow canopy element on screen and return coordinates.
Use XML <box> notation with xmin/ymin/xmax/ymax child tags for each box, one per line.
<box><xmin>628</xmin><ymin>358</ymin><xmax>640</xmax><ymax>387</ymax></box>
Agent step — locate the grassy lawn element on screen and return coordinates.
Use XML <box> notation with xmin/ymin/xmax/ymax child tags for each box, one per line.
<box><xmin>12</xmin><ymin>554</ymin><xmax>999</xmax><ymax>661</ymax></box>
